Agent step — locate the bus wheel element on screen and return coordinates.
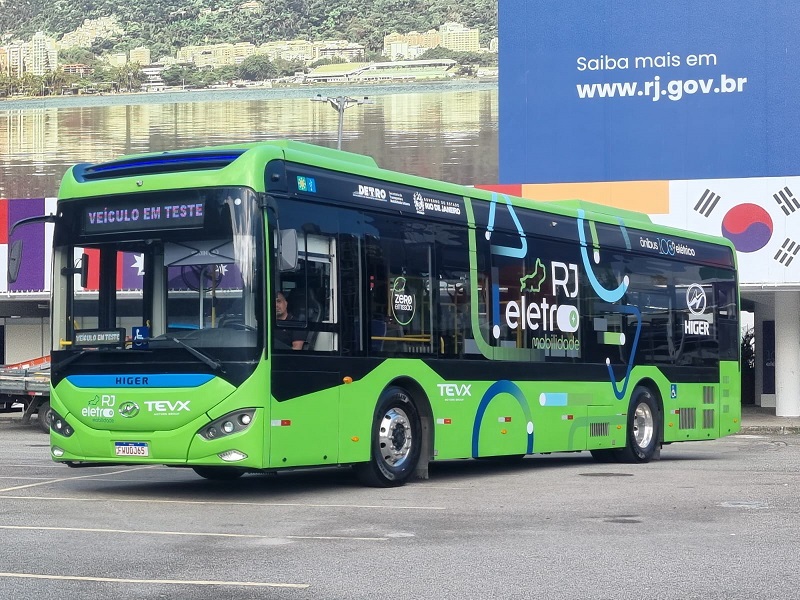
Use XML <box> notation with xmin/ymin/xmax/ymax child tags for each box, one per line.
<box><xmin>37</xmin><ymin>400</ymin><xmax>52</xmax><ymax>434</ymax></box>
<box><xmin>192</xmin><ymin>466</ymin><xmax>245</xmax><ymax>480</ymax></box>
<box><xmin>354</xmin><ymin>387</ymin><xmax>421</xmax><ymax>487</ymax></box>
<box><xmin>616</xmin><ymin>386</ymin><xmax>660</xmax><ymax>463</ymax></box>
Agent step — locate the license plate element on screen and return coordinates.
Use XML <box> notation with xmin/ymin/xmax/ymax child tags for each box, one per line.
<box><xmin>114</xmin><ymin>442</ymin><xmax>149</xmax><ymax>457</ymax></box>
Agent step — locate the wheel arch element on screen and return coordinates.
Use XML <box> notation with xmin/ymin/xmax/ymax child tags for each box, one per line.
<box><xmin>386</xmin><ymin>376</ymin><xmax>433</xmax><ymax>480</ymax></box>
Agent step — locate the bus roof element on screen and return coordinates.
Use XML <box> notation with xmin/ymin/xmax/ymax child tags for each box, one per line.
<box><xmin>58</xmin><ymin>140</ymin><xmax>735</xmax><ymax>257</ymax></box>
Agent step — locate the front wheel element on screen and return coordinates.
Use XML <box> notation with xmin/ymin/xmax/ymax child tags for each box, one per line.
<box><xmin>615</xmin><ymin>386</ymin><xmax>661</xmax><ymax>463</ymax></box>
<box><xmin>354</xmin><ymin>386</ymin><xmax>422</xmax><ymax>487</ymax></box>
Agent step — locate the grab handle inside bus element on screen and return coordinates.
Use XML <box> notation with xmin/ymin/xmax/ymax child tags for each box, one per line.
<box><xmin>59</xmin><ymin>253</ymin><xmax>89</xmax><ymax>289</ymax></box>
<box><xmin>79</xmin><ymin>253</ymin><xmax>89</xmax><ymax>289</ymax></box>
<box><xmin>279</xmin><ymin>228</ymin><xmax>299</xmax><ymax>271</ymax></box>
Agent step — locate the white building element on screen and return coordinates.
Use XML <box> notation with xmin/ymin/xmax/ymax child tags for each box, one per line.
<box><xmin>25</xmin><ymin>32</ymin><xmax>58</xmax><ymax>76</ymax></box>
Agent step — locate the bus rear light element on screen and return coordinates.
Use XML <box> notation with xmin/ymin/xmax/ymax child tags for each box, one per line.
<box><xmin>199</xmin><ymin>409</ymin><xmax>255</xmax><ymax>440</ymax></box>
<box><xmin>218</xmin><ymin>450</ymin><xmax>247</xmax><ymax>462</ymax></box>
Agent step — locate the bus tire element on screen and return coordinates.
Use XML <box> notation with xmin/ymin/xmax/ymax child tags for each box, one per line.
<box><xmin>192</xmin><ymin>466</ymin><xmax>245</xmax><ymax>480</ymax></box>
<box><xmin>38</xmin><ymin>400</ymin><xmax>52</xmax><ymax>434</ymax></box>
<box><xmin>615</xmin><ymin>386</ymin><xmax>660</xmax><ymax>463</ymax></box>
<box><xmin>354</xmin><ymin>386</ymin><xmax>421</xmax><ymax>488</ymax></box>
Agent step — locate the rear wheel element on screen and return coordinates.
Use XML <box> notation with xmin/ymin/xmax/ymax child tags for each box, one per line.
<box><xmin>37</xmin><ymin>400</ymin><xmax>52</xmax><ymax>434</ymax></box>
<box><xmin>615</xmin><ymin>386</ymin><xmax>660</xmax><ymax>463</ymax></box>
<box><xmin>354</xmin><ymin>386</ymin><xmax>421</xmax><ymax>487</ymax></box>
<box><xmin>192</xmin><ymin>466</ymin><xmax>245</xmax><ymax>480</ymax></box>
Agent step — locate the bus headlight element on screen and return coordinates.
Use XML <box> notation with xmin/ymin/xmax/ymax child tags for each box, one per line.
<box><xmin>50</xmin><ymin>410</ymin><xmax>74</xmax><ymax>438</ymax></box>
<box><xmin>198</xmin><ymin>409</ymin><xmax>255</xmax><ymax>440</ymax></box>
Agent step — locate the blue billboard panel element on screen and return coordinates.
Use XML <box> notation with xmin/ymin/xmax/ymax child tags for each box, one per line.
<box><xmin>499</xmin><ymin>1</ymin><xmax>800</xmax><ymax>184</ymax></box>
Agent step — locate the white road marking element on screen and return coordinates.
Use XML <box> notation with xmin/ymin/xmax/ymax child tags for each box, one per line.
<box><xmin>0</xmin><ymin>524</ymin><xmax>387</xmax><ymax>541</ymax></box>
<box><xmin>0</xmin><ymin>572</ymin><xmax>308</xmax><ymax>588</ymax></box>
<box><xmin>0</xmin><ymin>494</ymin><xmax>445</xmax><ymax>510</ymax></box>
<box><xmin>0</xmin><ymin>465</ymin><xmax>155</xmax><ymax>493</ymax></box>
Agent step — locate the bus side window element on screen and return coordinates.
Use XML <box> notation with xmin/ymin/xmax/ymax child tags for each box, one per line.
<box><xmin>365</xmin><ymin>220</ymin><xmax>435</xmax><ymax>356</ymax></box>
<box><xmin>272</xmin><ymin>199</ymin><xmax>339</xmax><ymax>353</ymax></box>
<box><xmin>436</xmin><ymin>226</ymin><xmax>471</xmax><ymax>358</ymax></box>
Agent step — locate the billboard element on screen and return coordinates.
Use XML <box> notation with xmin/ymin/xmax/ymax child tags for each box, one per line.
<box><xmin>498</xmin><ymin>0</ymin><xmax>800</xmax><ymax>285</ymax></box>
<box><xmin>500</xmin><ymin>0</ymin><xmax>800</xmax><ymax>184</ymax></box>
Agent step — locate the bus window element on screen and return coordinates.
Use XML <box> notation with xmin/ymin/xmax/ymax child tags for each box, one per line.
<box><xmin>272</xmin><ymin>200</ymin><xmax>339</xmax><ymax>353</ymax></box>
<box><xmin>275</xmin><ymin>233</ymin><xmax>337</xmax><ymax>352</ymax></box>
<box><xmin>366</xmin><ymin>219</ymin><xmax>435</xmax><ymax>356</ymax></box>
<box><xmin>436</xmin><ymin>226</ymin><xmax>471</xmax><ymax>358</ymax></box>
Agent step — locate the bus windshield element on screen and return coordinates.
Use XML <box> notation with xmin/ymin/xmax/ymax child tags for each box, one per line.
<box><xmin>51</xmin><ymin>187</ymin><xmax>263</xmax><ymax>367</ymax></box>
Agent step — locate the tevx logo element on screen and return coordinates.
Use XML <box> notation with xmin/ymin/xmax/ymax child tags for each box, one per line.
<box><xmin>502</xmin><ymin>261</ymin><xmax>580</xmax><ymax>335</ymax></box>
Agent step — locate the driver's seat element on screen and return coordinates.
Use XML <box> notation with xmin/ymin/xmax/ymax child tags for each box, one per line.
<box><xmin>293</xmin><ymin>288</ymin><xmax>322</xmax><ymax>349</ymax></box>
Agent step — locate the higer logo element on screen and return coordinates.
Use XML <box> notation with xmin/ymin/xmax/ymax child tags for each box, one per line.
<box><xmin>145</xmin><ymin>400</ymin><xmax>190</xmax><ymax>414</ymax></box>
<box><xmin>686</xmin><ymin>284</ymin><xmax>707</xmax><ymax>315</ymax></box>
<box><xmin>504</xmin><ymin>262</ymin><xmax>580</xmax><ymax>334</ymax></box>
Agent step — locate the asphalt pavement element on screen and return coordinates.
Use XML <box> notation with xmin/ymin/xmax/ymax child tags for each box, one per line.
<box><xmin>1</xmin><ymin>413</ymin><xmax>799</xmax><ymax>599</ymax></box>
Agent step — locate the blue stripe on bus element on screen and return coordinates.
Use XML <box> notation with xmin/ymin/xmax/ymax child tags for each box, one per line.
<box><xmin>472</xmin><ymin>380</ymin><xmax>534</xmax><ymax>457</ymax></box>
<box><xmin>66</xmin><ymin>374</ymin><xmax>215</xmax><ymax>388</ymax></box>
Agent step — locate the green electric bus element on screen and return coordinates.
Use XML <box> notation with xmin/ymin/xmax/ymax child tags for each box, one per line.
<box><xmin>20</xmin><ymin>141</ymin><xmax>740</xmax><ymax>486</ymax></box>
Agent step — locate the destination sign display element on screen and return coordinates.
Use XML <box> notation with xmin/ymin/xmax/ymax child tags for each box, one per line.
<box><xmin>73</xmin><ymin>328</ymin><xmax>126</xmax><ymax>348</ymax></box>
<box><xmin>83</xmin><ymin>199</ymin><xmax>205</xmax><ymax>234</ymax></box>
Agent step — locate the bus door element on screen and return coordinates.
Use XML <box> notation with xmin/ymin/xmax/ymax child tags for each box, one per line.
<box><xmin>271</xmin><ymin>219</ymin><xmax>341</xmax><ymax>468</ymax></box>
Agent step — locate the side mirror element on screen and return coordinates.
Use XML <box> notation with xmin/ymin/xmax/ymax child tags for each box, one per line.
<box><xmin>7</xmin><ymin>239</ymin><xmax>22</xmax><ymax>284</ymax></box>
<box><xmin>8</xmin><ymin>213</ymin><xmax>57</xmax><ymax>284</ymax></box>
<box><xmin>279</xmin><ymin>229</ymin><xmax>298</xmax><ymax>272</ymax></box>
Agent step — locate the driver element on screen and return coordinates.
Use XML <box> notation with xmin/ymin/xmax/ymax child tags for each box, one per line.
<box><xmin>274</xmin><ymin>291</ymin><xmax>305</xmax><ymax>350</ymax></box>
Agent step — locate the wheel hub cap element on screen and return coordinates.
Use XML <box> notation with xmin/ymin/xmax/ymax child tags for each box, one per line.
<box><xmin>379</xmin><ymin>407</ymin><xmax>412</xmax><ymax>467</ymax></box>
<box><xmin>633</xmin><ymin>402</ymin><xmax>654</xmax><ymax>449</ymax></box>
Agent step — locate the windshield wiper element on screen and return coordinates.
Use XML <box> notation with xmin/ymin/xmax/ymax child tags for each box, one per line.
<box><xmin>53</xmin><ymin>350</ymin><xmax>88</xmax><ymax>372</ymax></box>
<box><xmin>169</xmin><ymin>336</ymin><xmax>225</xmax><ymax>373</ymax></box>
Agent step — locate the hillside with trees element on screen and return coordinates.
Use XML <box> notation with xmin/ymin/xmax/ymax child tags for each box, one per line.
<box><xmin>0</xmin><ymin>0</ymin><xmax>497</xmax><ymax>59</ymax></box>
